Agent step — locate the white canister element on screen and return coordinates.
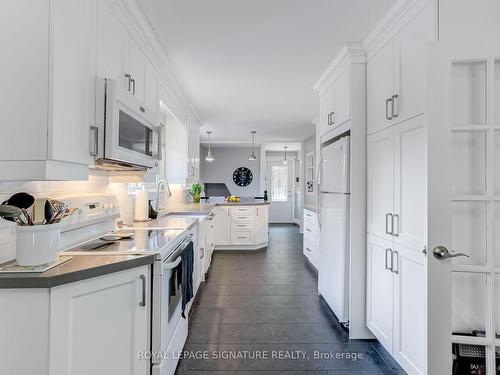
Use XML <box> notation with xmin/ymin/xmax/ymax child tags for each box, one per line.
<box><xmin>16</xmin><ymin>224</ymin><xmax>61</xmax><ymax>266</ymax></box>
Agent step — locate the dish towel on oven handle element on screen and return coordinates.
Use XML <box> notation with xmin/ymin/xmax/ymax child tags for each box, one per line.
<box><xmin>180</xmin><ymin>241</ymin><xmax>194</xmax><ymax>318</ymax></box>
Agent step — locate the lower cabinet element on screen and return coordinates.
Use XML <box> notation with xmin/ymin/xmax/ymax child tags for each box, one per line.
<box><xmin>303</xmin><ymin>209</ymin><xmax>319</xmax><ymax>268</ymax></box>
<box><xmin>214</xmin><ymin>206</ymin><xmax>231</xmax><ymax>246</ymax></box>
<box><xmin>49</xmin><ymin>266</ymin><xmax>151</xmax><ymax>375</ymax></box>
<box><xmin>366</xmin><ymin>234</ymin><xmax>426</xmax><ymax>375</ymax></box>
<box><xmin>214</xmin><ymin>205</ymin><xmax>269</xmax><ymax>250</ymax></box>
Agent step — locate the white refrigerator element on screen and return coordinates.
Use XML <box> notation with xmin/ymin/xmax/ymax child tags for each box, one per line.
<box><xmin>318</xmin><ymin>135</ymin><xmax>350</xmax><ymax>324</ymax></box>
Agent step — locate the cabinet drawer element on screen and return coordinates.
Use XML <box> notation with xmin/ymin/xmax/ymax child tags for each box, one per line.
<box><xmin>303</xmin><ymin>209</ymin><xmax>317</xmax><ymax>227</ymax></box>
<box><xmin>232</xmin><ymin>222</ymin><xmax>254</xmax><ymax>230</ymax></box>
<box><xmin>231</xmin><ymin>213</ymin><xmax>254</xmax><ymax>223</ymax></box>
<box><xmin>231</xmin><ymin>206</ymin><xmax>255</xmax><ymax>215</ymax></box>
<box><xmin>231</xmin><ymin>230</ymin><xmax>254</xmax><ymax>245</ymax></box>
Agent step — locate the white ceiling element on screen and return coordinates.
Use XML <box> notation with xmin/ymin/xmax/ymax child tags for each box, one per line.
<box><xmin>138</xmin><ymin>0</ymin><xmax>396</xmax><ymax>143</ymax></box>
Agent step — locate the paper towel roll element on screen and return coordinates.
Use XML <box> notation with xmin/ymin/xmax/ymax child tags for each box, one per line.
<box><xmin>135</xmin><ymin>190</ymin><xmax>149</xmax><ymax>222</ymax></box>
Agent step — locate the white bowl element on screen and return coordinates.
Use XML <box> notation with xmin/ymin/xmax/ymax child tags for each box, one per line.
<box><xmin>16</xmin><ymin>224</ymin><xmax>61</xmax><ymax>266</ymax></box>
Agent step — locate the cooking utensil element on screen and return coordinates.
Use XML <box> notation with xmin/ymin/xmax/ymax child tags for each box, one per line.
<box><xmin>2</xmin><ymin>192</ymin><xmax>35</xmax><ymax>210</ymax></box>
<box><xmin>21</xmin><ymin>209</ymin><xmax>33</xmax><ymax>226</ymax></box>
<box><xmin>0</xmin><ymin>205</ymin><xmax>23</xmax><ymax>220</ymax></box>
<box><xmin>44</xmin><ymin>200</ymin><xmax>54</xmax><ymax>224</ymax></box>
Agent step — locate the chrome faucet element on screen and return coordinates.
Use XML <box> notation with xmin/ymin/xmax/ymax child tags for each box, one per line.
<box><xmin>155</xmin><ymin>179</ymin><xmax>172</xmax><ymax>212</ymax></box>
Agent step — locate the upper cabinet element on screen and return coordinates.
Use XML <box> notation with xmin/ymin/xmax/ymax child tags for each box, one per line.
<box><xmin>318</xmin><ymin>68</ymin><xmax>351</xmax><ymax>137</ymax></box>
<box><xmin>367</xmin><ymin>1</ymin><xmax>435</xmax><ymax>135</ymax></box>
<box><xmin>187</xmin><ymin>115</ymin><xmax>201</xmax><ymax>183</ymax></box>
<box><xmin>0</xmin><ymin>0</ymin><xmax>96</xmax><ymax>180</ymax></box>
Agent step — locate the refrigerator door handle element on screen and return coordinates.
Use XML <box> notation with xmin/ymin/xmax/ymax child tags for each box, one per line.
<box><xmin>317</xmin><ymin>157</ymin><xmax>323</xmax><ymax>228</ymax></box>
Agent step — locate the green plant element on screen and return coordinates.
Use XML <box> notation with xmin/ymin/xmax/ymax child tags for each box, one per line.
<box><xmin>190</xmin><ymin>183</ymin><xmax>203</xmax><ymax>203</ymax></box>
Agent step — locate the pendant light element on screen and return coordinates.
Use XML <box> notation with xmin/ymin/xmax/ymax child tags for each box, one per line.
<box><xmin>248</xmin><ymin>131</ymin><xmax>257</xmax><ymax>161</ymax></box>
<box><xmin>205</xmin><ymin>131</ymin><xmax>214</xmax><ymax>162</ymax></box>
<box><xmin>282</xmin><ymin>146</ymin><xmax>288</xmax><ymax>165</ymax></box>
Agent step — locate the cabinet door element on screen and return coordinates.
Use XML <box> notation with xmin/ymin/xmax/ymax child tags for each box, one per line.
<box><xmin>366</xmin><ymin>234</ymin><xmax>394</xmax><ymax>352</ymax></box>
<box><xmin>367</xmin><ymin>41</ymin><xmax>394</xmax><ymax>135</ymax></box>
<box><xmin>393</xmin><ymin>116</ymin><xmax>427</xmax><ymax>250</ymax></box>
<box><xmin>393</xmin><ymin>244</ymin><xmax>426</xmax><ymax>375</ymax></box>
<box><xmin>319</xmin><ymin>88</ymin><xmax>333</xmax><ymax>137</ymax></box>
<box><xmin>254</xmin><ymin>205</ymin><xmax>269</xmax><ymax>245</ymax></box>
<box><xmin>96</xmin><ymin>0</ymin><xmax>126</xmax><ymax>82</ymax></box>
<box><xmin>393</xmin><ymin>1</ymin><xmax>434</xmax><ymax>125</ymax></box>
<box><xmin>144</xmin><ymin>61</ymin><xmax>159</xmax><ymax>115</ymax></box>
<box><xmin>367</xmin><ymin>127</ymin><xmax>394</xmax><ymax>241</ymax></box>
<box><xmin>126</xmin><ymin>35</ymin><xmax>146</xmax><ymax>102</ymax></box>
<box><xmin>334</xmin><ymin>69</ymin><xmax>351</xmax><ymax>126</ymax></box>
<box><xmin>214</xmin><ymin>207</ymin><xmax>230</xmax><ymax>246</ymax></box>
<box><xmin>49</xmin><ymin>266</ymin><xmax>150</xmax><ymax>375</ymax></box>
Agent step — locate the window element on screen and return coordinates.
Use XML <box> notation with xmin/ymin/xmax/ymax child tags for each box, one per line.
<box><xmin>271</xmin><ymin>165</ymin><xmax>288</xmax><ymax>202</ymax></box>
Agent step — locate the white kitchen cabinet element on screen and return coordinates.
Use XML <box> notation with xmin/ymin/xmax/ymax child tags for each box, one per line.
<box><xmin>367</xmin><ymin>0</ymin><xmax>434</xmax><ymax>135</ymax></box>
<box><xmin>255</xmin><ymin>205</ymin><xmax>269</xmax><ymax>245</ymax></box>
<box><xmin>187</xmin><ymin>116</ymin><xmax>201</xmax><ymax>183</ymax></box>
<box><xmin>144</xmin><ymin>62</ymin><xmax>160</xmax><ymax>116</ymax></box>
<box><xmin>214</xmin><ymin>205</ymin><xmax>269</xmax><ymax>250</ymax></box>
<box><xmin>49</xmin><ymin>266</ymin><xmax>150</xmax><ymax>375</ymax></box>
<box><xmin>334</xmin><ymin>69</ymin><xmax>351</xmax><ymax>127</ymax></box>
<box><xmin>318</xmin><ymin>68</ymin><xmax>351</xmax><ymax>138</ymax></box>
<box><xmin>366</xmin><ymin>234</ymin><xmax>394</xmax><ymax>352</ymax></box>
<box><xmin>302</xmin><ymin>208</ymin><xmax>319</xmax><ymax>269</ymax></box>
<box><xmin>367</xmin><ymin>41</ymin><xmax>394</xmax><ymax>135</ymax></box>
<box><xmin>367</xmin><ymin>116</ymin><xmax>426</xmax><ymax>250</ymax></box>
<box><xmin>126</xmin><ymin>35</ymin><xmax>146</xmax><ymax>103</ymax></box>
<box><xmin>196</xmin><ymin>217</ymin><xmax>209</xmax><ymax>284</ymax></box>
<box><xmin>162</xmin><ymin>106</ymin><xmax>188</xmax><ymax>184</ymax></box>
<box><xmin>367</xmin><ymin>127</ymin><xmax>394</xmax><ymax>241</ymax></box>
<box><xmin>393</xmin><ymin>243</ymin><xmax>426</xmax><ymax>375</ymax></box>
<box><xmin>214</xmin><ymin>206</ymin><xmax>231</xmax><ymax>246</ymax></box>
<box><xmin>393</xmin><ymin>117</ymin><xmax>427</xmax><ymax>250</ymax></box>
<box><xmin>0</xmin><ymin>0</ymin><xmax>96</xmax><ymax>180</ymax></box>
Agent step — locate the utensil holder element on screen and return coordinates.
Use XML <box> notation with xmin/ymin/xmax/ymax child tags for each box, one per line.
<box><xmin>16</xmin><ymin>224</ymin><xmax>61</xmax><ymax>266</ymax></box>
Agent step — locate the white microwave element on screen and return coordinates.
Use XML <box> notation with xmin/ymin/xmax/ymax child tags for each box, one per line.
<box><xmin>91</xmin><ymin>78</ymin><xmax>161</xmax><ymax>171</ymax></box>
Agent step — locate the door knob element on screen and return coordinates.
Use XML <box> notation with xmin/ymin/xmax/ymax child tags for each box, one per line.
<box><xmin>432</xmin><ymin>246</ymin><xmax>470</xmax><ymax>260</ymax></box>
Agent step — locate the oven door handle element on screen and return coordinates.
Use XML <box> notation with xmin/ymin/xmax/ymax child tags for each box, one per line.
<box><xmin>163</xmin><ymin>256</ymin><xmax>182</xmax><ymax>270</ymax></box>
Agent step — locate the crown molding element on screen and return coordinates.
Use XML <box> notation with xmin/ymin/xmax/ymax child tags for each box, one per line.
<box><xmin>362</xmin><ymin>0</ymin><xmax>435</xmax><ymax>60</ymax></box>
<box><xmin>109</xmin><ymin>0</ymin><xmax>203</xmax><ymax>124</ymax></box>
<box><xmin>313</xmin><ymin>42</ymin><xmax>366</xmax><ymax>94</ymax></box>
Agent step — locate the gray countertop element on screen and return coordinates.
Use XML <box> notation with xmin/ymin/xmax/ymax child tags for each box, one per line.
<box><xmin>303</xmin><ymin>204</ymin><xmax>317</xmax><ymax>213</ymax></box>
<box><xmin>0</xmin><ymin>254</ymin><xmax>155</xmax><ymax>289</ymax></box>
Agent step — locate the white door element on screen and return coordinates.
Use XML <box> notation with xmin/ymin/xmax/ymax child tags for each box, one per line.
<box><xmin>320</xmin><ymin>136</ymin><xmax>350</xmax><ymax>194</ymax></box>
<box><xmin>367</xmin><ymin>127</ymin><xmax>394</xmax><ymax>241</ymax></box>
<box><xmin>427</xmin><ymin>42</ymin><xmax>500</xmax><ymax>374</ymax></box>
<box><xmin>255</xmin><ymin>205</ymin><xmax>269</xmax><ymax>244</ymax></box>
<box><xmin>49</xmin><ymin>267</ymin><xmax>150</xmax><ymax>375</ymax></box>
<box><xmin>366</xmin><ymin>234</ymin><xmax>394</xmax><ymax>352</ymax></box>
<box><xmin>367</xmin><ymin>40</ymin><xmax>394</xmax><ymax>135</ymax></box>
<box><xmin>266</xmin><ymin>160</ymin><xmax>294</xmax><ymax>222</ymax></box>
<box><xmin>318</xmin><ymin>193</ymin><xmax>350</xmax><ymax>323</ymax></box>
<box><xmin>214</xmin><ymin>206</ymin><xmax>230</xmax><ymax>246</ymax></box>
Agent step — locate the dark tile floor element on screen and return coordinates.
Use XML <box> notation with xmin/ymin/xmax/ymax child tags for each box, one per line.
<box><xmin>176</xmin><ymin>224</ymin><xmax>406</xmax><ymax>374</ymax></box>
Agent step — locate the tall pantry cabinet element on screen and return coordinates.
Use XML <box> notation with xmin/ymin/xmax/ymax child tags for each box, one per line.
<box><xmin>365</xmin><ymin>1</ymin><xmax>435</xmax><ymax>374</ymax></box>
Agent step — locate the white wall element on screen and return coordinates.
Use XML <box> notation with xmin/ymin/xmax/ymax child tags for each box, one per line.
<box><xmin>200</xmin><ymin>146</ymin><xmax>262</xmax><ymax>197</ymax></box>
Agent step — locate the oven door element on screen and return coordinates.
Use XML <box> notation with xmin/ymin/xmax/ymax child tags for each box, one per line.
<box><xmin>152</xmin><ymin>235</ymin><xmax>193</xmax><ymax>365</ymax></box>
<box><xmin>98</xmin><ymin>78</ymin><xmax>161</xmax><ymax>169</ymax></box>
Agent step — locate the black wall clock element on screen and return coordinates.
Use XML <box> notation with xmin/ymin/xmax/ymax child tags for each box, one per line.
<box><xmin>233</xmin><ymin>167</ymin><xmax>253</xmax><ymax>187</ymax></box>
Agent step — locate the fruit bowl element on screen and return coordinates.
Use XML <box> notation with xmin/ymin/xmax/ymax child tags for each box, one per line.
<box><xmin>225</xmin><ymin>195</ymin><xmax>241</xmax><ymax>202</ymax></box>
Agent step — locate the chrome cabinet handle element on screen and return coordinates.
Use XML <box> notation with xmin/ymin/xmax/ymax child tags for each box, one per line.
<box><xmin>139</xmin><ymin>274</ymin><xmax>146</xmax><ymax>307</ymax></box>
<box><xmin>385</xmin><ymin>248</ymin><xmax>393</xmax><ymax>271</ymax></box>
<box><xmin>330</xmin><ymin>112</ymin><xmax>335</xmax><ymax>125</ymax></box>
<box><xmin>89</xmin><ymin>126</ymin><xmax>98</xmax><ymax>157</ymax></box>
<box><xmin>130</xmin><ymin>78</ymin><xmax>136</xmax><ymax>95</ymax></box>
<box><xmin>392</xmin><ymin>214</ymin><xmax>399</xmax><ymax>237</ymax></box>
<box><xmin>327</xmin><ymin>112</ymin><xmax>331</xmax><ymax>125</ymax></box>
<box><xmin>386</xmin><ymin>98</ymin><xmax>393</xmax><ymax>120</ymax></box>
<box><xmin>392</xmin><ymin>94</ymin><xmax>399</xmax><ymax>118</ymax></box>
<box><xmin>392</xmin><ymin>251</ymin><xmax>399</xmax><ymax>274</ymax></box>
<box><xmin>200</xmin><ymin>247</ymin><xmax>204</xmax><ymax>259</ymax></box>
<box><xmin>306</xmin><ymin>247</ymin><xmax>311</xmax><ymax>252</ymax></box>
<box><xmin>385</xmin><ymin>213</ymin><xmax>393</xmax><ymax>235</ymax></box>
<box><xmin>432</xmin><ymin>246</ymin><xmax>470</xmax><ymax>260</ymax></box>
<box><xmin>125</xmin><ymin>73</ymin><xmax>132</xmax><ymax>92</ymax></box>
